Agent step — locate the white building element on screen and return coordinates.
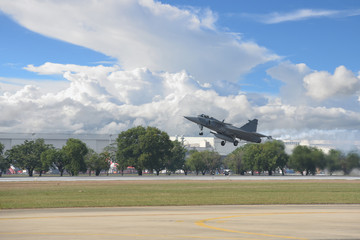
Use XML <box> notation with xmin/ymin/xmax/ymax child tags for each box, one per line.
<box><xmin>0</xmin><ymin>132</ymin><xmax>115</xmax><ymax>153</ymax></box>
<box><xmin>282</xmin><ymin>139</ymin><xmax>360</xmax><ymax>154</ymax></box>
<box><xmin>170</xmin><ymin>137</ymin><xmax>360</xmax><ymax>155</ymax></box>
<box><xmin>1</xmin><ymin>133</ymin><xmax>359</xmax><ymax>156</ymax></box>
<box><xmin>171</xmin><ymin>136</ymin><xmax>243</xmax><ymax>155</ymax></box>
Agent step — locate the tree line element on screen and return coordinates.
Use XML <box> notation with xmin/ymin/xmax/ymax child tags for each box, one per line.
<box><xmin>0</xmin><ymin>138</ymin><xmax>111</xmax><ymax>177</ymax></box>
<box><xmin>0</xmin><ymin>126</ymin><xmax>187</xmax><ymax>177</ymax></box>
<box><xmin>224</xmin><ymin>141</ymin><xmax>360</xmax><ymax>175</ymax></box>
<box><xmin>290</xmin><ymin>146</ymin><xmax>360</xmax><ymax>175</ymax></box>
<box><xmin>0</xmin><ymin>126</ymin><xmax>359</xmax><ymax>177</ymax></box>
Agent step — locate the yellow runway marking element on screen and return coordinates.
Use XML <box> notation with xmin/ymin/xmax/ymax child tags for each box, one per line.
<box><xmin>2</xmin><ymin>210</ymin><xmax>358</xmax><ymax>239</ymax></box>
<box><xmin>0</xmin><ymin>212</ymin><xmax>263</xmax><ymax>239</ymax></box>
<box><xmin>195</xmin><ymin>212</ymin><xmax>345</xmax><ymax>240</ymax></box>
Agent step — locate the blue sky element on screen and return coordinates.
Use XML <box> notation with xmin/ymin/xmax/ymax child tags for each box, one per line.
<box><xmin>168</xmin><ymin>0</ymin><xmax>360</xmax><ymax>66</ymax></box>
<box><xmin>0</xmin><ymin>13</ymin><xmax>115</xmax><ymax>80</ymax></box>
<box><xmin>163</xmin><ymin>0</ymin><xmax>360</xmax><ymax>93</ymax></box>
<box><xmin>0</xmin><ymin>0</ymin><xmax>359</xmax><ymax>141</ymax></box>
<box><xmin>2</xmin><ymin>0</ymin><xmax>359</xmax><ymax>91</ymax></box>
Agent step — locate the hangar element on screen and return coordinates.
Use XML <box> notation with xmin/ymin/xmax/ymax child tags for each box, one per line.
<box><xmin>1</xmin><ymin>132</ymin><xmax>359</xmax><ymax>156</ymax></box>
<box><xmin>0</xmin><ymin>132</ymin><xmax>114</xmax><ymax>154</ymax></box>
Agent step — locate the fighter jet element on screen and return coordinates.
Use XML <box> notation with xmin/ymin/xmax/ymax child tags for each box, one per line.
<box><xmin>184</xmin><ymin>114</ymin><xmax>272</xmax><ymax>146</ymax></box>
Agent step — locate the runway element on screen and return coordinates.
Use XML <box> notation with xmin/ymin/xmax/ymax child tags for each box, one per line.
<box><xmin>1</xmin><ymin>205</ymin><xmax>359</xmax><ymax>240</ymax></box>
<box><xmin>1</xmin><ymin>175</ymin><xmax>360</xmax><ymax>182</ymax></box>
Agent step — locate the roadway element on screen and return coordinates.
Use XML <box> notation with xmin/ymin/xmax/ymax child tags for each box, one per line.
<box><xmin>1</xmin><ymin>205</ymin><xmax>359</xmax><ymax>240</ymax></box>
<box><xmin>1</xmin><ymin>175</ymin><xmax>360</xmax><ymax>182</ymax></box>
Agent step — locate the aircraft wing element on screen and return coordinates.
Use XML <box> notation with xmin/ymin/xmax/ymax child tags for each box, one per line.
<box><xmin>251</xmin><ymin>132</ymin><xmax>269</xmax><ymax>138</ymax></box>
<box><xmin>226</xmin><ymin>125</ymin><xmax>269</xmax><ymax>139</ymax></box>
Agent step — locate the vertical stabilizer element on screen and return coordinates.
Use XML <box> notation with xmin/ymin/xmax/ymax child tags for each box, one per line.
<box><xmin>240</xmin><ymin>119</ymin><xmax>258</xmax><ymax>132</ymax></box>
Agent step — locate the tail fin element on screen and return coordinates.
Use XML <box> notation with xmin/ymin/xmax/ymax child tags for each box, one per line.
<box><xmin>240</xmin><ymin>119</ymin><xmax>258</xmax><ymax>132</ymax></box>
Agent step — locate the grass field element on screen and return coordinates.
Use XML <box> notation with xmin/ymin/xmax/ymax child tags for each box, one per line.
<box><xmin>1</xmin><ymin>180</ymin><xmax>360</xmax><ymax>209</ymax></box>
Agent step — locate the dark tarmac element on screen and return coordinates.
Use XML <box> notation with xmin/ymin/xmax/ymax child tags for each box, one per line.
<box><xmin>1</xmin><ymin>175</ymin><xmax>360</xmax><ymax>182</ymax></box>
<box><xmin>1</xmin><ymin>205</ymin><xmax>359</xmax><ymax>240</ymax></box>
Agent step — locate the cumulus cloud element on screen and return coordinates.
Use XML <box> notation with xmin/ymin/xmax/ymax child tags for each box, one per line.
<box><xmin>268</xmin><ymin>62</ymin><xmax>360</xmax><ymax>106</ymax></box>
<box><xmin>264</xmin><ymin>62</ymin><xmax>360</xmax><ymax>139</ymax></box>
<box><xmin>25</xmin><ymin>62</ymin><xmax>119</xmax><ymax>76</ymax></box>
<box><xmin>1</xmin><ymin>1</ymin><xmax>360</xmax><ymax>141</ymax></box>
<box><xmin>303</xmin><ymin>65</ymin><xmax>360</xmax><ymax>101</ymax></box>
<box><xmin>1</xmin><ymin>63</ymin><xmax>360</xmax><ymax>140</ymax></box>
<box><xmin>0</xmin><ymin>0</ymin><xmax>278</xmax><ymax>83</ymax></box>
<box><xmin>0</xmin><ymin>63</ymin><xmax>214</xmax><ymax>134</ymax></box>
<box><xmin>0</xmin><ymin>76</ymin><xmax>69</xmax><ymax>95</ymax></box>
<box><xmin>267</xmin><ymin>61</ymin><xmax>312</xmax><ymax>105</ymax></box>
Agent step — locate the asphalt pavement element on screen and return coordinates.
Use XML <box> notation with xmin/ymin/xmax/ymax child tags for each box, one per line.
<box><xmin>1</xmin><ymin>205</ymin><xmax>359</xmax><ymax>240</ymax></box>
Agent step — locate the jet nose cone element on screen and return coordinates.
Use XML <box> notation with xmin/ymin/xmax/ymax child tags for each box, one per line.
<box><xmin>184</xmin><ymin>116</ymin><xmax>199</xmax><ymax>123</ymax></box>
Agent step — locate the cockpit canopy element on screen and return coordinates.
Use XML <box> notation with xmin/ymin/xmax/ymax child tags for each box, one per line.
<box><xmin>199</xmin><ymin>114</ymin><xmax>210</xmax><ymax>118</ymax></box>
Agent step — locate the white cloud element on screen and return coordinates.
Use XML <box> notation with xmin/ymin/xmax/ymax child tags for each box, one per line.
<box><xmin>262</xmin><ymin>9</ymin><xmax>339</xmax><ymax>24</ymax></box>
<box><xmin>267</xmin><ymin>61</ymin><xmax>311</xmax><ymax>105</ymax></box>
<box><xmin>303</xmin><ymin>65</ymin><xmax>360</xmax><ymax>101</ymax></box>
<box><xmin>268</xmin><ymin>62</ymin><xmax>360</xmax><ymax>106</ymax></box>
<box><xmin>24</xmin><ymin>62</ymin><xmax>119</xmax><ymax>76</ymax></box>
<box><xmin>1</xmin><ymin>62</ymin><xmax>360</xmax><ymax>141</ymax></box>
<box><xmin>0</xmin><ymin>1</ymin><xmax>360</xmax><ymax>141</ymax></box>
<box><xmin>0</xmin><ymin>0</ymin><xmax>278</xmax><ymax>83</ymax></box>
<box><xmin>0</xmin><ymin>76</ymin><xmax>69</xmax><ymax>94</ymax></box>
<box><xmin>0</xmin><ymin>63</ymin><xmax>211</xmax><ymax>134</ymax></box>
<box><xmin>264</xmin><ymin>62</ymin><xmax>360</xmax><ymax>139</ymax></box>
<box><xmin>249</xmin><ymin>8</ymin><xmax>360</xmax><ymax>24</ymax></box>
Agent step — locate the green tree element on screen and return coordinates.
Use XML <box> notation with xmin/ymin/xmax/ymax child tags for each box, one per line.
<box><xmin>5</xmin><ymin>139</ymin><xmax>50</xmax><ymax>177</ymax></box>
<box><xmin>0</xmin><ymin>143</ymin><xmax>10</xmax><ymax>177</ymax></box>
<box><xmin>187</xmin><ymin>150</ymin><xmax>206</xmax><ymax>175</ymax></box>
<box><xmin>341</xmin><ymin>151</ymin><xmax>360</xmax><ymax>175</ymax></box>
<box><xmin>100</xmin><ymin>151</ymin><xmax>113</xmax><ymax>176</ymax></box>
<box><xmin>139</xmin><ymin>127</ymin><xmax>172</xmax><ymax>175</ymax></box>
<box><xmin>41</xmin><ymin>147</ymin><xmax>68</xmax><ymax>176</ymax></box>
<box><xmin>116</xmin><ymin>126</ymin><xmax>173</xmax><ymax>176</ymax></box>
<box><xmin>166</xmin><ymin>140</ymin><xmax>186</xmax><ymax>175</ymax></box>
<box><xmin>290</xmin><ymin>145</ymin><xmax>307</xmax><ymax>175</ymax></box>
<box><xmin>33</xmin><ymin>139</ymin><xmax>52</xmax><ymax>176</ymax></box>
<box><xmin>182</xmin><ymin>156</ymin><xmax>192</xmax><ymax>175</ymax></box>
<box><xmin>103</xmin><ymin>143</ymin><xmax>117</xmax><ymax>175</ymax></box>
<box><xmin>85</xmin><ymin>149</ymin><xmax>110</xmax><ymax>176</ymax></box>
<box><xmin>242</xmin><ymin>144</ymin><xmax>261</xmax><ymax>175</ymax></box>
<box><xmin>203</xmin><ymin>151</ymin><xmax>221</xmax><ymax>175</ymax></box>
<box><xmin>259</xmin><ymin>141</ymin><xmax>288</xmax><ymax>175</ymax></box>
<box><xmin>325</xmin><ymin>149</ymin><xmax>342</xmax><ymax>175</ymax></box>
<box><xmin>272</xmin><ymin>141</ymin><xmax>289</xmax><ymax>175</ymax></box>
<box><xmin>187</xmin><ymin>150</ymin><xmax>220</xmax><ymax>175</ymax></box>
<box><xmin>312</xmin><ymin>147</ymin><xmax>326</xmax><ymax>172</ymax></box>
<box><xmin>224</xmin><ymin>147</ymin><xmax>246</xmax><ymax>175</ymax></box>
<box><xmin>227</xmin><ymin>141</ymin><xmax>288</xmax><ymax>176</ymax></box>
<box><xmin>116</xmin><ymin>126</ymin><xmax>146</xmax><ymax>175</ymax></box>
<box><xmin>289</xmin><ymin>145</ymin><xmax>324</xmax><ymax>175</ymax></box>
<box><xmin>62</xmin><ymin>138</ymin><xmax>88</xmax><ymax>176</ymax></box>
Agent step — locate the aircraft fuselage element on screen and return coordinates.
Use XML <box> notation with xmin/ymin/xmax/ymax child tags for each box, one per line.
<box><xmin>184</xmin><ymin>114</ymin><xmax>270</xmax><ymax>146</ymax></box>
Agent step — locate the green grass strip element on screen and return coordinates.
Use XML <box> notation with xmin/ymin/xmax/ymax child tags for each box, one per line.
<box><xmin>1</xmin><ymin>180</ymin><xmax>359</xmax><ymax>209</ymax></box>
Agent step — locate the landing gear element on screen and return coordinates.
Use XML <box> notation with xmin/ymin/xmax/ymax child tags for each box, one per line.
<box><xmin>220</xmin><ymin>139</ymin><xmax>239</xmax><ymax>146</ymax></box>
<box><xmin>198</xmin><ymin>124</ymin><xmax>203</xmax><ymax>136</ymax></box>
